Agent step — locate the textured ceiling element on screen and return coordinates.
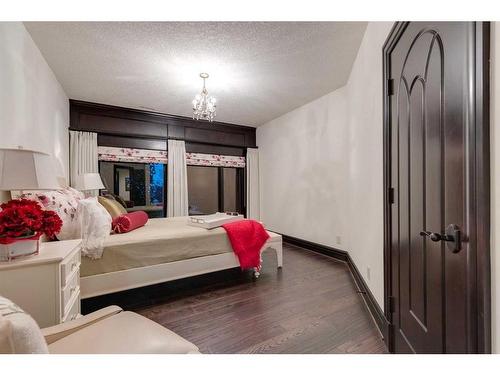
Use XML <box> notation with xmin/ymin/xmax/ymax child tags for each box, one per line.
<box><xmin>25</xmin><ymin>22</ymin><xmax>367</xmax><ymax>126</ymax></box>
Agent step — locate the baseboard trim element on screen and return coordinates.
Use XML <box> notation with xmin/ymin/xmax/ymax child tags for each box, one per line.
<box><xmin>281</xmin><ymin>235</ymin><xmax>349</xmax><ymax>262</ymax></box>
<box><xmin>282</xmin><ymin>235</ymin><xmax>390</xmax><ymax>345</ymax></box>
<box><xmin>345</xmin><ymin>253</ymin><xmax>390</xmax><ymax>343</ymax></box>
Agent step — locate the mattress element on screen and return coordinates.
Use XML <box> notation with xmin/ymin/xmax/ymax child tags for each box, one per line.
<box><xmin>80</xmin><ymin>216</ymin><xmax>233</xmax><ymax>277</ymax></box>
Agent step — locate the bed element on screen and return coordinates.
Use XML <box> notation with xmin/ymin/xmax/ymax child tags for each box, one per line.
<box><xmin>80</xmin><ymin>217</ymin><xmax>283</xmax><ymax>299</ymax></box>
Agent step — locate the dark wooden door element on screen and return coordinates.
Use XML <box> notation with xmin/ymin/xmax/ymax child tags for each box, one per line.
<box><xmin>386</xmin><ymin>22</ymin><xmax>489</xmax><ymax>353</ymax></box>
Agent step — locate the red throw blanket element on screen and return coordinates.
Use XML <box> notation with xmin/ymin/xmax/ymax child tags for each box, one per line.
<box><xmin>112</xmin><ymin>211</ymin><xmax>149</xmax><ymax>233</ymax></box>
<box><xmin>222</xmin><ymin>219</ymin><xmax>270</xmax><ymax>270</ymax></box>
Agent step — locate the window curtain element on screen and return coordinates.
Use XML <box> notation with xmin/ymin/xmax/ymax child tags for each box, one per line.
<box><xmin>97</xmin><ymin>146</ymin><xmax>243</xmax><ymax>167</ymax></box>
<box><xmin>185</xmin><ymin>153</ymin><xmax>245</xmax><ymax>168</ymax></box>
<box><xmin>70</xmin><ymin>131</ymin><xmax>98</xmax><ymax>195</ymax></box>
<box><xmin>246</xmin><ymin>148</ymin><xmax>260</xmax><ymax>220</ymax></box>
<box><xmin>167</xmin><ymin>140</ymin><xmax>189</xmax><ymax>217</ymax></box>
<box><xmin>98</xmin><ymin>146</ymin><xmax>168</xmax><ymax>164</ymax></box>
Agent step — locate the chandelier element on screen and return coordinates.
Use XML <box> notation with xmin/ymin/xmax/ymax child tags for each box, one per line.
<box><xmin>192</xmin><ymin>73</ymin><xmax>217</xmax><ymax>122</ymax></box>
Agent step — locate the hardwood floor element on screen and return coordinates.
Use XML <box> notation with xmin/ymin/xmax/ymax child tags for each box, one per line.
<box><xmin>132</xmin><ymin>243</ymin><xmax>388</xmax><ymax>354</ymax></box>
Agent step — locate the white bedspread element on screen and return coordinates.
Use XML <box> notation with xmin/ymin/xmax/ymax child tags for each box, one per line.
<box><xmin>80</xmin><ymin>217</ymin><xmax>233</xmax><ymax>277</ymax></box>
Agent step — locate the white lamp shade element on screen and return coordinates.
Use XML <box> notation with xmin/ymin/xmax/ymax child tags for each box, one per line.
<box><xmin>0</xmin><ymin>149</ymin><xmax>61</xmax><ymax>191</ymax></box>
<box><xmin>73</xmin><ymin>173</ymin><xmax>105</xmax><ymax>191</ymax></box>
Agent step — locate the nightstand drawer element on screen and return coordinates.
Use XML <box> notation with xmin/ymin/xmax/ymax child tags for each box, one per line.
<box><xmin>61</xmin><ymin>249</ymin><xmax>80</xmax><ymax>287</ymax></box>
<box><xmin>61</xmin><ymin>269</ymin><xmax>80</xmax><ymax>314</ymax></box>
<box><xmin>62</xmin><ymin>291</ymin><xmax>80</xmax><ymax>323</ymax></box>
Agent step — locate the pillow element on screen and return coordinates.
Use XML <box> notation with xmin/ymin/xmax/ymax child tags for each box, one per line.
<box><xmin>12</xmin><ymin>188</ymin><xmax>84</xmax><ymax>241</ymax></box>
<box><xmin>0</xmin><ymin>315</ymin><xmax>13</xmax><ymax>354</ymax></box>
<box><xmin>111</xmin><ymin>194</ymin><xmax>128</xmax><ymax>209</ymax></box>
<box><xmin>112</xmin><ymin>211</ymin><xmax>149</xmax><ymax>233</ymax></box>
<box><xmin>98</xmin><ymin>196</ymin><xmax>127</xmax><ymax>219</ymax></box>
<box><xmin>0</xmin><ymin>296</ymin><xmax>49</xmax><ymax>354</ymax></box>
<box><xmin>78</xmin><ymin>197</ymin><xmax>112</xmax><ymax>259</ymax></box>
<box><xmin>100</xmin><ymin>193</ymin><xmax>116</xmax><ymax>201</ymax></box>
<box><xmin>64</xmin><ymin>186</ymin><xmax>85</xmax><ymax>201</ymax></box>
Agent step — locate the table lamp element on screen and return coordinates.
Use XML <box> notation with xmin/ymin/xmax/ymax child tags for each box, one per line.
<box><xmin>0</xmin><ymin>148</ymin><xmax>61</xmax><ymax>191</ymax></box>
<box><xmin>73</xmin><ymin>173</ymin><xmax>105</xmax><ymax>197</ymax></box>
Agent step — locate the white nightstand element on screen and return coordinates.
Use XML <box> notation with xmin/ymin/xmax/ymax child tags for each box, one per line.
<box><xmin>0</xmin><ymin>239</ymin><xmax>82</xmax><ymax>328</ymax></box>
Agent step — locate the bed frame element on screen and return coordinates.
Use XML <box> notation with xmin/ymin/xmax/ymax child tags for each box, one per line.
<box><xmin>80</xmin><ymin>232</ymin><xmax>283</xmax><ymax>299</ymax></box>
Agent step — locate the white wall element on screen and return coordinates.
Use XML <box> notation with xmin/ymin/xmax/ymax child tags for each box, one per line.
<box><xmin>257</xmin><ymin>86</ymin><xmax>351</xmax><ymax>251</ymax></box>
<box><xmin>257</xmin><ymin>22</ymin><xmax>393</xmax><ymax>307</ymax></box>
<box><xmin>490</xmin><ymin>22</ymin><xmax>499</xmax><ymax>354</ymax></box>
<box><xmin>0</xmin><ymin>22</ymin><xmax>69</xmax><ymax>202</ymax></box>
<box><xmin>344</xmin><ymin>22</ymin><xmax>394</xmax><ymax>306</ymax></box>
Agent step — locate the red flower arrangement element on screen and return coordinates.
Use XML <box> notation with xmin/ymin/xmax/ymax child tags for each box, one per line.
<box><xmin>0</xmin><ymin>199</ymin><xmax>63</xmax><ymax>242</ymax></box>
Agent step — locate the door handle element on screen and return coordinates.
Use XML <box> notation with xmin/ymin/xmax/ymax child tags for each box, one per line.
<box><xmin>419</xmin><ymin>224</ymin><xmax>461</xmax><ymax>253</ymax></box>
<box><xmin>419</xmin><ymin>231</ymin><xmax>444</xmax><ymax>242</ymax></box>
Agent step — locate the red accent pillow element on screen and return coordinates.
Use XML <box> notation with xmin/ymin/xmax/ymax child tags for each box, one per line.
<box><xmin>112</xmin><ymin>211</ymin><xmax>148</xmax><ymax>233</ymax></box>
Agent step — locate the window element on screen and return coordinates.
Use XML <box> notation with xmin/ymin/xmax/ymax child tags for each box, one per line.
<box><xmin>149</xmin><ymin>163</ymin><xmax>165</xmax><ymax>205</ymax></box>
<box><xmin>187</xmin><ymin>165</ymin><xmax>243</xmax><ymax>215</ymax></box>
<box><xmin>187</xmin><ymin>166</ymin><xmax>219</xmax><ymax>215</ymax></box>
<box><xmin>99</xmin><ymin>161</ymin><xmax>165</xmax><ymax>218</ymax></box>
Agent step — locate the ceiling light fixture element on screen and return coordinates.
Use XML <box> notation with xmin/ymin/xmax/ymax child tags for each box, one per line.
<box><xmin>192</xmin><ymin>73</ymin><xmax>217</xmax><ymax>122</ymax></box>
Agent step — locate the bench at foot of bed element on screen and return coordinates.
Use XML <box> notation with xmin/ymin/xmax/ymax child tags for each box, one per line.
<box><xmin>253</xmin><ymin>232</ymin><xmax>283</xmax><ymax>279</ymax></box>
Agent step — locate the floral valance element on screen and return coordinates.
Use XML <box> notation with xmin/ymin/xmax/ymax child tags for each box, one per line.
<box><xmin>98</xmin><ymin>146</ymin><xmax>168</xmax><ymax>164</ymax></box>
<box><xmin>98</xmin><ymin>146</ymin><xmax>245</xmax><ymax>168</ymax></box>
<box><xmin>186</xmin><ymin>153</ymin><xmax>245</xmax><ymax>168</ymax></box>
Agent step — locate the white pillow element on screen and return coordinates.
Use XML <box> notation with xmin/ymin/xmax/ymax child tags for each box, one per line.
<box><xmin>78</xmin><ymin>197</ymin><xmax>112</xmax><ymax>259</ymax></box>
<box><xmin>0</xmin><ymin>296</ymin><xmax>49</xmax><ymax>354</ymax></box>
<box><xmin>0</xmin><ymin>315</ymin><xmax>14</xmax><ymax>354</ymax></box>
<box><xmin>12</xmin><ymin>188</ymin><xmax>84</xmax><ymax>241</ymax></box>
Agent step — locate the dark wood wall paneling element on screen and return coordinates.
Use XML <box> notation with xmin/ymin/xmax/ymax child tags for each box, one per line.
<box><xmin>98</xmin><ymin>134</ymin><xmax>167</xmax><ymax>151</ymax></box>
<box><xmin>69</xmin><ymin>100</ymin><xmax>256</xmax><ymax>155</ymax></box>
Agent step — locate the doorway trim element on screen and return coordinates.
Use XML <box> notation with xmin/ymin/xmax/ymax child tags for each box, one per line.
<box><xmin>382</xmin><ymin>22</ymin><xmax>491</xmax><ymax>353</ymax></box>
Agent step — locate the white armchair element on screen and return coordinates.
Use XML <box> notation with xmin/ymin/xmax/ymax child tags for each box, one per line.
<box><xmin>42</xmin><ymin>305</ymin><xmax>123</xmax><ymax>345</ymax></box>
<box><xmin>0</xmin><ymin>296</ymin><xmax>200</xmax><ymax>354</ymax></box>
<box><xmin>44</xmin><ymin>306</ymin><xmax>201</xmax><ymax>354</ymax></box>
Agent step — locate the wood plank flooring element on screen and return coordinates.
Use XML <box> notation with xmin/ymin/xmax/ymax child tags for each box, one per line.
<box><xmin>132</xmin><ymin>243</ymin><xmax>387</xmax><ymax>354</ymax></box>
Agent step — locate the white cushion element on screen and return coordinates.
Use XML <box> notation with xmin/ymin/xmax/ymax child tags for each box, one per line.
<box><xmin>78</xmin><ymin>197</ymin><xmax>112</xmax><ymax>259</ymax></box>
<box><xmin>0</xmin><ymin>296</ymin><xmax>48</xmax><ymax>354</ymax></box>
<box><xmin>0</xmin><ymin>315</ymin><xmax>14</xmax><ymax>354</ymax></box>
<box><xmin>12</xmin><ymin>187</ymin><xmax>84</xmax><ymax>241</ymax></box>
<box><xmin>48</xmin><ymin>311</ymin><xmax>200</xmax><ymax>354</ymax></box>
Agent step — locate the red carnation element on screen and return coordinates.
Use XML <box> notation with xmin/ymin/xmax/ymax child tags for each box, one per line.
<box><xmin>0</xmin><ymin>199</ymin><xmax>63</xmax><ymax>239</ymax></box>
<box><xmin>0</xmin><ymin>198</ymin><xmax>42</xmax><ymax>210</ymax></box>
<box><xmin>40</xmin><ymin>210</ymin><xmax>63</xmax><ymax>238</ymax></box>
